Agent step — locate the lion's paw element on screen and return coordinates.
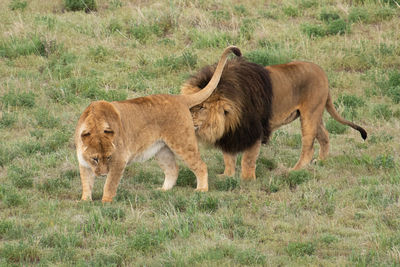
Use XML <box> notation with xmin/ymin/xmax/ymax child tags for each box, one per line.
<box><xmin>241</xmin><ymin>176</ymin><xmax>256</xmax><ymax>181</ymax></box>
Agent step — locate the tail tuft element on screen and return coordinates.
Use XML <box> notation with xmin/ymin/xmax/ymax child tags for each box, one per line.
<box><xmin>231</xmin><ymin>47</ymin><xmax>242</xmax><ymax>57</ymax></box>
<box><xmin>356</xmin><ymin>126</ymin><xmax>367</xmax><ymax>140</ymax></box>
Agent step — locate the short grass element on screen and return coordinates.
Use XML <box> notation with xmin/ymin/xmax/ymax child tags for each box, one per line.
<box><xmin>0</xmin><ymin>0</ymin><xmax>400</xmax><ymax>266</ymax></box>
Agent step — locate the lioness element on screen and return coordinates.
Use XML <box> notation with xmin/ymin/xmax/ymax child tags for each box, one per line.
<box><xmin>181</xmin><ymin>57</ymin><xmax>367</xmax><ymax>179</ymax></box>
<box><xmin>75</xmin><ymin>46</ymin><xmax>241</xmax><ymax>202</ymax></box>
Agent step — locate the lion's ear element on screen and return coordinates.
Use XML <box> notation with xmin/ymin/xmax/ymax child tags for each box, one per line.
<box><xmin>221</xmin><ymin>102</ymin><xmax>233</xmax><ymax>116</ymax></box>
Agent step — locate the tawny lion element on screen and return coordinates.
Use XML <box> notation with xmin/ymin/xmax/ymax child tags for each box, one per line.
<box><xmin>181</xmin><ymin>57</ymin><xmax>367</xmax><ymax>180</ymax></box>
<box><xmin>75</xmin><ymin>46</ymin><xmax>241</xmax><ymax>202</ymax></box>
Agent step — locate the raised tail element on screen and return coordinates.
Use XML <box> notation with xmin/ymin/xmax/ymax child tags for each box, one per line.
<box><xmin>182</xmin><ymin>45</ymin><xmax>242</xmax><ymax>108</ymax></box>
<box><xmin>325</xmin><ymin>93</ymin><xmax>367</xmax><ymax>140</ymax></box>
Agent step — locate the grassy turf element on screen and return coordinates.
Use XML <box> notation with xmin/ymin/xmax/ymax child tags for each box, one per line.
<box><xmin>0</xmin><ymin>0</ymin><xmax>399</xmax><ymax>265</ymax></box>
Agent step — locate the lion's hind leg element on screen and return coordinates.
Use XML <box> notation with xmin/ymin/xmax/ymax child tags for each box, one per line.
<box><xmin>155</xmin><ymin>146</ymin><xmax>179</xmax><ymax>191</ymax></box>
<box><xmin>316</xmin><ymin>121</ymin><xmax>329</xmax><ymax>161</ymax></box>
<box><xmin>292</xmin><ymin>113</ymin><xmax>321</xmax><ymax>170</ymax></box>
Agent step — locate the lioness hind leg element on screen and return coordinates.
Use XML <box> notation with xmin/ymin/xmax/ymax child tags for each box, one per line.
<box><xmin>155</xmin><ymin>146</ymin><xmax>179</xmax><ymax>190</ymax></box>
<box><xmin>241</xmin><ymin>139</ymin><xmax>261</xmax><ymax>180</ymax></box>
<box><xmin>219</xmin><ymin>151</ymin><xmax>237</xmax><ymax>177</ymax></box>
<box><xmin>316</xmin><ymin>121</ymin><xmax>329</xmax><ymax>160</ymax></box>
<box><xmin>164</xmin><ymin>132</ymin><xmax>208</xmax><ymax>192</ymax></box>
<box><xmin>179</xmin><ymin>152</ymin><xmax>208</xmax><ymax>192</ymax></box>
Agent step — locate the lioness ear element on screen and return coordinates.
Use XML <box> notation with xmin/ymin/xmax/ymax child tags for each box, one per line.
<box><xmin>81</xmin><ymin>131</ymin><xmax>90</xmax><ymax>138</ymax></box>
<box><xmin>104</xmin><ymin>129</ymin><xmax>114</xmax><ymax>135</ymax></box>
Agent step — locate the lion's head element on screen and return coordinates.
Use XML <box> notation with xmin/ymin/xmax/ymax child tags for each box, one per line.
<box><xmin>181</xmin><ymin>57</ymin><xmax>273</xmax><ymax>153</ymax></box>
<box><xmin>186</xmin><ymin>92</ymin><xmax>241</xmax><ymax>144</ymax></box>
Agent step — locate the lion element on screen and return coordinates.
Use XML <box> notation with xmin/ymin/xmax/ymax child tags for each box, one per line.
<box><xmin>75</xmin><ymin>46</ymin><xmax>241</xmax><ymax>203</ymax></box>
<box><xmin>181</xmin><ymin>57</ymin><xmax>367</xmax><ymax>180</ymax></box>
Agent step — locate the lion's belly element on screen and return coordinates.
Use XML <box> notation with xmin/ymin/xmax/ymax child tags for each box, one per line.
<box><xmin>270</xmin><ymin>110</ymin><xmax>300</xmax><ymax>130</ymax></box>
<box><xmin>131</xmin><ymin>140</ymin><xmax>165</xmax><ymax>162</ymax></box>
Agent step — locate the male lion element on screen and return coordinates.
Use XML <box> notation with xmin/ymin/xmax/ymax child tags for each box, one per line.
<box><xmin>75</xmin><ymin>46</ymin><xmax>241</xmax><ymax>202</ymax></box>
<box><xmin>181</xmin><ymin>57</ymin><xmax>367</xmax><ymax>180</ymax></box>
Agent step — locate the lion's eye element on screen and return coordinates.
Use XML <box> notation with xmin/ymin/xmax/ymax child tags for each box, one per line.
<box><xmin>224</xmin><ymin>110</ymin><xmax>229</xmax><ymax>115</ymax></box>
<box><xmin>92</xmin><ymin>157</ymin><xmax>99</xmax><ymax>164</ymax></box>
<box><xmin>107</xmin><ymin>156</ymin><xmax>112</xmax><ymax>161</ymax></box>
<box><xmin>195</xmin><ymin>105</ymin><xmax>204</xmax><ymax>111</ymax></box>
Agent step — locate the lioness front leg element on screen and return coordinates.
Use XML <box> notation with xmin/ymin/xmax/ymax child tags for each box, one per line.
<box><xmin>102</xmin><ymin>163</ymin><xmax>126</xmax><ymax>203</ymax></box>
<box><xmin>219</xmin><ymin>151</ymin><xmax>237</xmax><ymax>177</ymax></box>
<box><xmin>80</xmin><ymin>165</ymin><xmax>95</xmax><ymax>201</ymax></box>
<box><xmin>155</xmin><ymin>146</ymin><xmax>179</xmax><ymax>191</ymax></box>
<box><xmin>241</xmin><ymin>139</ymin><xmax>261</xmax><ymax>180</ymax></box>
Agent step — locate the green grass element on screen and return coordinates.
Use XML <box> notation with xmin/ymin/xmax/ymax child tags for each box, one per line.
<box><xmin>286</xmin><ymin>241</ymin><xmax>316</xmax><ymax>257</ymax></box>
<box><xmin>64</xmin><ymin>0</ymin><xmax>97</xmax><ymax>12</ymax></box>
<box><xmin>9</xmin><ymin>0</ymin><xmax>27</xmax><ymax>11</ymax></box>
<box><xmin>0</xmin><ymin>0</ymin><xmax>399</xmax><ymax>266</ymax></box>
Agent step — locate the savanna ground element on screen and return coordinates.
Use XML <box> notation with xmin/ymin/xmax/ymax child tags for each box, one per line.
<box><xmin>0</xmin><ymin>0</ymin><xmax>399</xmax><ymax>265</ymax></box>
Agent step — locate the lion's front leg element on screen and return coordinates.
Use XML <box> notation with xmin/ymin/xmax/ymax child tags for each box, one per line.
<box><xmin>219</xmin><ymin>151</ymin><xmax>237</xmax><ymax>177</ymax></box>
<box><xmin>102</xmin><ymin>162</ymin><xmax>126</xmax><ymax>203</ymax></box>
<box><xmin>80</xmin><ymin>165</ymin><xmax>95</xmax><ymax>201</ymax></box>
<box><xmin>240</xmin><ymin>139</ymin><xmax>261</xmax><ymax>180</ymax></box>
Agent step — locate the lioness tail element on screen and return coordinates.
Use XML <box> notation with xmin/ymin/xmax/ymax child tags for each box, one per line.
<box><xmin>182</xmin><ymin>46</ymin><xmax>241</xmax><ymax>108</ymax></box>
<box><xmin>325</xmin><ymin>93</ymin><xmax>367</xmax><ymax>140</ymax></box>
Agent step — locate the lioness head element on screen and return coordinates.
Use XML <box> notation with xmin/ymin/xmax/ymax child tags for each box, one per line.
<box><xmin>80</xmin><ymin>128</ymin><xmax>115</xmax><ymax>176</ymax></box>
<box><xmin>77</xmin><ymin>101</ymin><xmax>121</xmax><ymax>176</ymax></box>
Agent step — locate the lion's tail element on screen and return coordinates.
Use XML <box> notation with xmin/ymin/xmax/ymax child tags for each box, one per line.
<box><xmin>325</xmin><ymin>92</ymin><xmax>367</xmax><ymax>140</ymax></box>
<box><xmin>182</xmin><ymin>46</ymin><xmax>242</xmax><ymax>108</ymax></box>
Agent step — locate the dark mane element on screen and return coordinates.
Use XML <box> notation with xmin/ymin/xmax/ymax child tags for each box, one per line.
<box><xmin>187</xmin><ymin>57</ymin><xmax>273</xmax><ymax>153</ymax></box>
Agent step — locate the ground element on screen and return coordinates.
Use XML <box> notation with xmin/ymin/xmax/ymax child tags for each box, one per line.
<box><xmin>0</xmin><ymin>0</ymin><xmax>400</xmax><ymax>265</ymax></box>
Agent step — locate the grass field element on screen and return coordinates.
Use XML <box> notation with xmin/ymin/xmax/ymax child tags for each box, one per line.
<box><xmin>0</xmin><ymin>0</ymin><xmax>399</xmax><ymax>265</ymax></box>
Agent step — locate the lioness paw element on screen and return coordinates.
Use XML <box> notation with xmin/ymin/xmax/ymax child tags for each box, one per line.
<box><xmin>157</xmin><ymin>187</ymin><xmax>170</xmax><ymax>191</ymax></box>
<box><xmin>81</xmin><ymin>195</ymin><xmax>92</xmax><ymax>201</ymax></box>
<box><xmin>217</xmin><ymin>173</ymin><xmax>234</xmax><ymax>178</ymax></box>
<box><xmin>101</xmin><ymin>197</ymin><xmax>113</xmax><ymax>203</ymax></box>
<box><xmin>195</xmin><ymin>187</ymin><xmax>208</xmax><ymax>192</ymax></box>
